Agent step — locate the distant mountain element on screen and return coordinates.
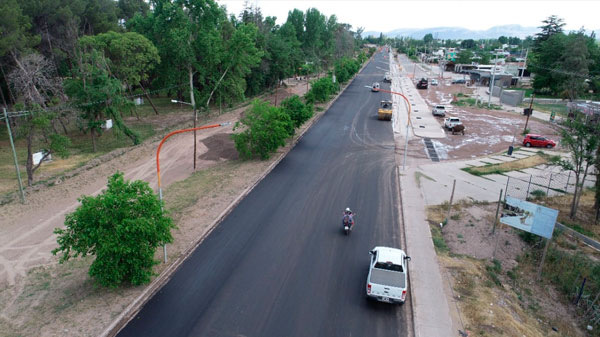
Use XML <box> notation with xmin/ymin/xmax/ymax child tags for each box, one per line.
<box><xmin>365</xmin><ymin>25</ymin><xmax>540</xmax><ymax>40</ymax></box>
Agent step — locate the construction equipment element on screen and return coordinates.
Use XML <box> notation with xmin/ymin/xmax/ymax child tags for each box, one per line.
<box><xmin>378</xmin><ymin>100</ymin><xmax>393</xmax><ymax>121</ymax></box>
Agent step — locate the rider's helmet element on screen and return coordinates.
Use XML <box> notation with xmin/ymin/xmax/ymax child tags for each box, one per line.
<box><xmin>345</xmin><ymin>207</ymin><xmax>351</xmax><ymax>213</ymax></box>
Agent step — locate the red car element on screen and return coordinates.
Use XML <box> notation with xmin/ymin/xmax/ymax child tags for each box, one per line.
<box><xmin>523</xmin><ymin>134</ymin><xmax>556</xmax><ymax>148</ymax></box>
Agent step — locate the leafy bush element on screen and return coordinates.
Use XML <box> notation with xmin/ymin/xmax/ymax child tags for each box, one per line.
<box><xmin>305</xmin><ymin>76</ymin><xmax>339</xmax><ymax>104</ymax></box>
<box><xmin>232</xmin><ymin>100</ymin><xmax>294</xmax><ymax>159</ymax></box>
<box><xmin>52</xmin><ymin>172</ymin><xmax>175</xmax><ymax>287</ymax></box>
<box><xmin>281</xmin><ymin>95</ymin><xmax>314</xmax><ymax>128</ymax></box>
<box><xmin>334</xmin><ymin>57</ymin><xmax>361</xmax><ymax>83</ymax></box>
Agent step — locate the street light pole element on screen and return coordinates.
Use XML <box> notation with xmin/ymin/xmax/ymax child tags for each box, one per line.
<box><xmin>156</xmin><ymin>122</ymin><xmax>230</xmax><ymax>262</ymax></box>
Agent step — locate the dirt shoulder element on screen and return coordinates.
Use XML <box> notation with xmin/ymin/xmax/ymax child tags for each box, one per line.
<box><xmin>426</xmin><ymin>201</ymin><xmax>590</xmax><ymax>337</ymax></box>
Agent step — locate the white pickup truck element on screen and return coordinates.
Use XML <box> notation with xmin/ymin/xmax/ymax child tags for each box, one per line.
<box><xmin>444</xmin><ymin>117</ymin><xmax>462</xmax><ymax>129</ymax></box>
<box><xmin>366</xmin><ymin>246</ymin><xmax>410</xmax><ymax>304</ymax></box>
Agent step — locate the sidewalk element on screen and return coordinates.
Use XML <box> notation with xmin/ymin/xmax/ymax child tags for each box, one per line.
<box><xmin>400</xmin><ymin>166</ymin><xmax>459</xmax><ymax>336</ymax></box>
<box><xmin>390</xmin><ymin>52</ymin><xmax>446</xmax><ymax>139</ymax></box>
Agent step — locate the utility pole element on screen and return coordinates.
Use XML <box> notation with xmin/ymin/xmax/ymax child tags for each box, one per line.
<box><xmin>487</xmin><ymin>50</ymin><xmax>499</xmax><ymax>107</ymax></box>
<box><xmin>3</xmin><ymin>108</ymin><xmax>25</xmax><ymax>203</ymax></box>
<box><xmin>524</xmin><ymin>94</ymin><xmax>535</xmax><ymax>133</ymax></box>
<box><xmin>519</xmin><ymin>48</ymin><xmax>529</xmax><ymax>83</ymax></box>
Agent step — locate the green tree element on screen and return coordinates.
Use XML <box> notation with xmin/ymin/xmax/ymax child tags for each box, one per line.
<box><xmin>456</xmin><ymin>50</ymin><xmax>473</xmax><ymax>64</ymax></box>
<box><xmin>535</xmin><ymin>15</ymin><xmax>565</xmax><ymax>45</ymax></box>
<box><xmin>79</xmin><ymin>31</ymin><xmax>161</xmax><ymax>113</ymax></box>
<box><xmin>423</xmin><ymin>33</ymin><xmax>433</xmax><ymax>45</ymax></box>
<box><xmin>281</xmin><ymin>95</ymin><xmax>313</xmax><ymax>128</ymax></box>
<box><xmin>498</xmin><ymin>36</ymin><xmax>508</xmax><ymax>44</ymax></box>
<box><xmin>53</xmin><ymin>172</ymin><xmax>175</xmax><ymax>287</ymax></box>
<box><xmin>460</xmin><ymin>39</ymin><xmax>475</xmax><ymax>49</ymax></box>
<box><xmin>0</xmin><ymin>0</ymin><xmax>41</xmax><ymax>65</ymax></box>
<box><xmin>559</xmin><ymin>32</ymin><xmax>590</xmax><ymax>101</ymax></box>
<box><xmin>304</xmin><ymin>76</ymin><xmax>338</xmax><ymax>104</ymax></box>
<box><xmin>65</xmin><ymin>50</ymin><xmax>139</xmax><ymax>151</ymax></box>
<box><xmin>556</xmin><ymin>115</ymin><xmax>600</xmax><ymax>218</ymax></box>
<box><xmin>231</xmin><ymin>99</ymin><xmax>293</xmax><ymax>159</ymax></box>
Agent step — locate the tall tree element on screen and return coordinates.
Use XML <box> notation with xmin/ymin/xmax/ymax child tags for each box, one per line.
<box><xmin>556</xmin><ymin>114</ymin><xmax>600</xmax><ymax>218</ymax></box>
<box><xmin>65</xmin><ymin>50</ymin><xmax>139</xmax><ymax>151</ymax></box>
<box><xmin>7</xmin><ymin>53</ymin><xmax>70</xmax><ymax>186</ymax></box>
<box><xmin>560</xmin><ymin>32</ymin><xmax>590</xmax><ymax>101</ymax></box>
<box><xmin>79</xmin><ymin>31</ymin><xmax>161</xmax><ymax>113</ymax></box>
<box><xmin>535</xmin><ymin>15</ymin><xmax>565</xmax><ymax>45</ymax></box>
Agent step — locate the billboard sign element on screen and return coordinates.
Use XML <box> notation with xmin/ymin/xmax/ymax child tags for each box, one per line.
<box><xmin>500</xmin><ymin>196</ymin><xmax>559</xmax><ymax>239</ymax></box>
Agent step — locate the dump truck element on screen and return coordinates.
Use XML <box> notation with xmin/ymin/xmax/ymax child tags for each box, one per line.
<box><xmin>378</xmin><ymin>100</ymin><xmax>393</xmax><ymax>121</ymax></box>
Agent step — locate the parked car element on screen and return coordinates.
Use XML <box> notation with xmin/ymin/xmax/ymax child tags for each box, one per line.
<box><xmin>372</xmin><ymin>82</ymin><xmax>380</xmax><ymax>92</ymax></box>
<box><xmin>451</xmin><ymin>78</ymin><xmax>466</xmax><ymax>84</ymax></box>
<box><xmin>432</xmin><ymin>105</ymin><xmax>446</xmax><ymax>117</ymax></box>
<box><xmin>430</xmin><ymin>79</ymin><xmax>439</xmax><ymax>86</ymax></box>
<box><xmin>444</xmin><ymin>117</ymin><xmax>462</xmax><ymax>129</ymax></box>
<box><xmin>523</xmin><ymin>134</ymin><xmax>556</xmax><ymax>148</ymax></box>
<box><xmin>366</xmin><ymin>246</ymin><xmax>410</xmax><ymax>304</ymax></box>
<box><xmin>416</xmin><ymin>77</ymin><xmax>428</xmax><ymax>89</ymax></box>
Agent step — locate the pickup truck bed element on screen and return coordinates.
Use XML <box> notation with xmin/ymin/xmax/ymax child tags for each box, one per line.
<box><xmin>370</xmin><ymin>269</ymin><xmax>406</xmax><ymax>288</ymax></box>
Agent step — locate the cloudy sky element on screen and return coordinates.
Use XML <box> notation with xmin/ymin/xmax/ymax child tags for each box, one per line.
<box><xmin>215</xmin><ymin>0</ymin><xmax>599</xmax><ymax>33</ymax></box>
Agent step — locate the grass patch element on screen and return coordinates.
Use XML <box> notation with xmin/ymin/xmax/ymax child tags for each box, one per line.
<box><xmin>461</xmin><ymin>154</ymin><xmax>548</xmax><ymax>176</ymax></box>
<box><xmin>163</xmin><ymin>161</ymin><xmax>241</xmax><ymax>221</ymax></box>
<box><xmin>452</xmin><ymin>97</ymin><xmax>503</xmax><ymax>110</ymax></box>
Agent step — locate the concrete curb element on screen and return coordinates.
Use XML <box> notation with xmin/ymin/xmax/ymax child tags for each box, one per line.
<box><xmin>397</xmin><ymin>166</ymin><xmax>417</xmax><ymax>337</ymax></box>
<box><xmin>100</xmin><ymin>56</ymin><xmax>372</xmax><ymax>337</ymax></box>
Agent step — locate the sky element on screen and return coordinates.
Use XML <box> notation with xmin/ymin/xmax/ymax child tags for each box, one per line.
<box><xmin>215</xmin><ymin>0</ymin><xmax>600</xmax><ymax>34</ymax></box>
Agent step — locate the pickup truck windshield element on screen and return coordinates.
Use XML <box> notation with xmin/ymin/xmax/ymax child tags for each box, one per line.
<box><xmin>375</xmin><ymin>262</ymin><xmax>403</xmax><ymax>272</ymax></box>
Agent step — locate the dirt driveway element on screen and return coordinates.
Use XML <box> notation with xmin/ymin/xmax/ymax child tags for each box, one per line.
<box><xmin>419</xmin><ymin>82</ymin><xmax>560</xmax><ymax>160</ymax></box>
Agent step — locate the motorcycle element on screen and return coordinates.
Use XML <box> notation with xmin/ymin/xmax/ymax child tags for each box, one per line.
<box><xmin>342</xmin><ymin>213</ymin><xmax>355</xmax><ymax>236</ymax></box>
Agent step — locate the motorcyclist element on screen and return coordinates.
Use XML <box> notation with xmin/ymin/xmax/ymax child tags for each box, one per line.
<box><xmin>342</xmin><ymin>207</ymin><xmax>354</xmax><ymax>229</ymax></box>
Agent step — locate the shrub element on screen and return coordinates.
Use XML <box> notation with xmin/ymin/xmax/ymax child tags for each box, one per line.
<box><xmin>281</xmin><ymin>95</ymin><xmax>314</xmax><ymax>128</ymax></box>
<box><xmin>232</xmin><ymin>100</ymin><xmax>294</xmax><ymax>160</ymax></box>
<box><xmin>305</xmin><ymin>76</ymin><xmax>339</xmax><ymax>104</ymax></box>
<box><xmin>52</xmin><ymin>172</ymin><xmax>175</xmax><ymax>287</ymax></box>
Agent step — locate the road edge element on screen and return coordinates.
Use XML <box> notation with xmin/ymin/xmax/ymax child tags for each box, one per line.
<box><xmin>100</xmin><ymin>55</ymin><xmax>374</xmax><ymax>337</ymax></box>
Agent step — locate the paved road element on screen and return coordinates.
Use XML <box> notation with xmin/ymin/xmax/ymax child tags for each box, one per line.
<box><xmin>117</xmin><ymin>52</ymin><xmax>411</xmax><ymax>337</ymax></box>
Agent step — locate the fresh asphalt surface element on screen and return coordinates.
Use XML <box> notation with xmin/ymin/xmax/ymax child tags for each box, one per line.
<box><xmin>117</xmin><ymin>52</ymin><xmax>411</xmax><ymax>337</ymax></box>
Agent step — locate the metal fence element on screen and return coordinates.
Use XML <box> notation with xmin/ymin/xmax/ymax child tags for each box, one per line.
<box><xmin>505</xmin><ymin>166</ymin><xmax>597</xmax><ymax>201</ymax></box>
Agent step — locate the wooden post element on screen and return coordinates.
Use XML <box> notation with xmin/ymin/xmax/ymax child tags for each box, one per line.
<box><xmin>492</xmin><ymin>189</ymin><xmax>503</xmax><ymax>234</ymax></box>
<box><xmin>444</xmin><ymin>179</ymin><xmax>456</xmax><ymax>225</ymax></box>
<box><xmin>537</xmin><ymin>237</ymin><xmax>551</xmax><ymax>280</ymax></box>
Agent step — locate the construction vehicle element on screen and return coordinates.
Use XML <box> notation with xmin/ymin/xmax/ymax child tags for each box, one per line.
<box><xmin>378</xmin><ymin>100</ymin><xmax>393</xmax><ymax>121</ymax></box>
